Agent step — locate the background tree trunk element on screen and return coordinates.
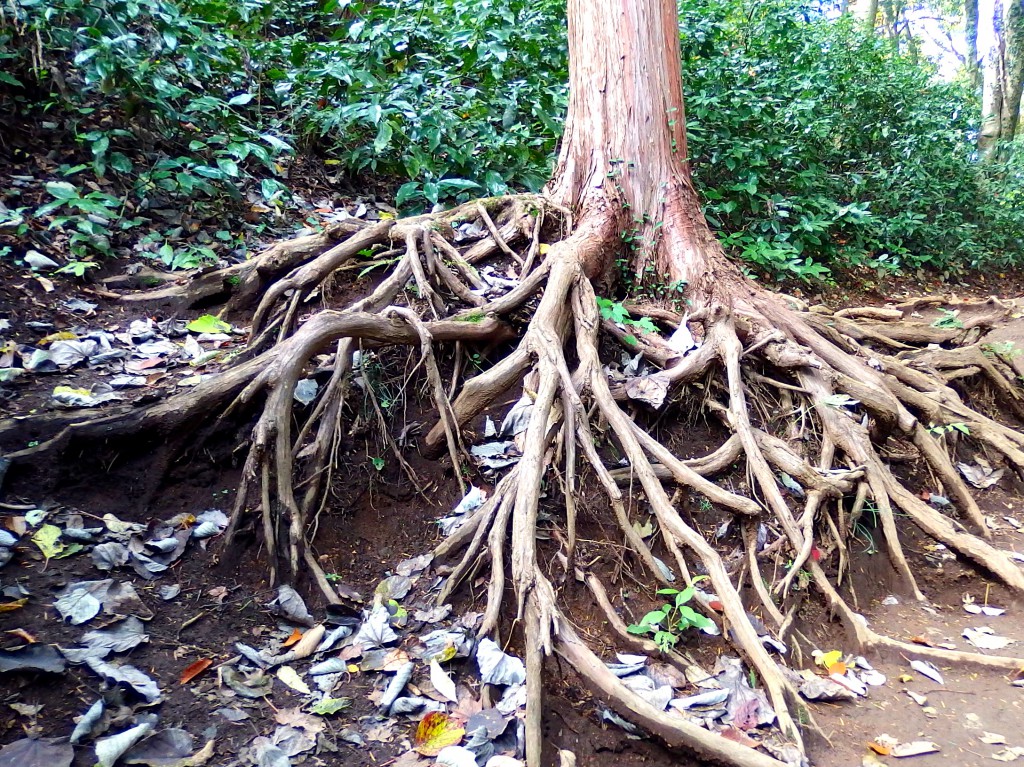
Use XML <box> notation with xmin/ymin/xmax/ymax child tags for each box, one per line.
<box><xmin>966</xmin><ymin>0</ymin><xmax>981</xmax><ymax>88</ymax></box>
<box><xmin>980</xmin><ymin>0</ymin><xmax>1024</xmax><ymax>156</ymax></box>
<box><xmin>549</xmin><ymin>0</ymin><xmax>742</xmax><ymax>304</ymax></box>
<box><xmin>1003</xmin><ymin>0</ymin><xmax>1024</xmax><ymax>141</ymax></box>
<box><xmin>863</xmin><ymin>0</ymin><xmax>880</xmax><ymax>30</ymax></box>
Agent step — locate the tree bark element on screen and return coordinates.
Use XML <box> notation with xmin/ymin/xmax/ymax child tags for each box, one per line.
<box><xmin>863</xmin><ymin>0</ymin><xmax>880</xmax><ymax>31</ymax></box>
<box><xmin>1004</xmin><ymin>0</ymin><xmax>1024</xmax><ymax>141</ymax></box>
<box><xmin>548</xmin><ymin>0</ymin><xmax>745</xmax><ymax>306</ymax></box>
<box><xmin>966</xmin><ymin>0</ymin><xmax>981</xmax><ymax>88</ymax></box>
<box><xmin>980</xmin><ymin>0</ymin><xmax>1024</xmax><ymax>156</ymax></box>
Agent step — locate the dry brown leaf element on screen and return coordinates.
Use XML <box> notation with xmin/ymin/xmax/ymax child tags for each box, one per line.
<box><xmin>867</xmin><ymin>742</ymin><xmax>891</xmax><ymax>756</ymax></box>
<box><xmin>5</xmin><ymin>628</ymin><xmax>36</xmax><ymax>643</ymax></box>
<box><xmin>180</xmin><ymin>658</ymin><xmax>213</xmax><ymax>684</ymax></box>
<box><xmin>282</xmin><ymin>628</ymin><xmax>303</xmax><ymax>648</ymax></box>
<box><xmin>290</xmin><ymin>624</ymin><xmax>325</xmax><ymax>659</ymax></box>
<box><xmin>382</xmin><ymin>648</ymin><xmax>411</xmax><ymax>672</ymax></box>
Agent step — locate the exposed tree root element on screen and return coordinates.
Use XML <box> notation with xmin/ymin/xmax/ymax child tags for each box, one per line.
<box><xmin>6</xmin><ymin>192</ymin><xmax>1024</xmax><ymax>767</ymax></box>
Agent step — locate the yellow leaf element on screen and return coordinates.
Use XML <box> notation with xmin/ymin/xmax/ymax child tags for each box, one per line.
<box><xmin>414</xmin><ymin>712</ymin><xmax>465</xmax><ymax>756</ymax></box>
<box><xmin>347</xmin><ymin>664</ymin><xmax>360</xmax><ymax>673</ymax></box>
<box><xmin>276</xmin><ymin>666</ymin><xmax>311</xmax><ymax>695</ymax></box>
<box><xmin>0</xmin><ymin>599</ymin><xmax>28</xmax><ymax>613</ymax></box>
<box><xmin>539</xmin><ymin>243</ymin><xmax>551</xmax><ymax>255</ymax></box>
<box><xmin>815</xmin><ymin>649</ymin><xmax>842</xmax><ymax>669</ymax></box>
<box><xmin>31</xmin><ymin>524</ymin><xmax>64</xmax><ymax>560</ymax></box>
<box><xmin>39</xmin><ymin>331</ymin><xmax>76</xmax><ymax>346</ymax></box>
<box><xmin>378</xmin><ymin>212</ymin><xmax>395</xmax><ymax>220</ymax></box>
<box><xmin>324</xmin><ymin>159</ymin><xmax>342</xmax><ymax>166</ymax></box>
<box><xmin>432</xmin><ymin>645</ymin><xmax>458</xmax><ymax>663</ymax></box>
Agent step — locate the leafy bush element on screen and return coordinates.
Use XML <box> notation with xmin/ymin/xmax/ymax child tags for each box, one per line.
<box><xmin>679</xmin><ymin>0</ymin><xmax>1003</xmax><ymax>278</ymax></box>
<box><xmin>258</xmin><ymin>0</ymin><xmax>567</xmax><ymax>207</ymax></box>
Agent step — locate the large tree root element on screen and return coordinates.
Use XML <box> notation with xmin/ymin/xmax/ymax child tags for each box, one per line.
<box><xmin>6</xmin><ymin>193</ymin><xmax>1024</xmax><ymax>767</ymax></box>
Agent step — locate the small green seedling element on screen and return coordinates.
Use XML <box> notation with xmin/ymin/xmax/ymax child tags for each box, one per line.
<box><xmin>627</xmin><ymin>576</ymin><xmax>715</xmax><ymax>652</ymax></box>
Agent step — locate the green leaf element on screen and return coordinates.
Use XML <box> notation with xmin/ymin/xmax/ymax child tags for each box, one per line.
<box><xmin>186</xmin><ymin>315</ymin><xmax>232</xmax><ymax>334</ymax></box>
<box><xmin>91</xmin><ymin>135</ymin><xmax>109</xmax><ymax>158</ymax></box>
<box><xmin>310</xmin><ymin>697</ymin><xmax>351</xmax><ymax>715</ymax></box>
<box><xmin>109</xmin><ymin>152</ymin><xmax>132</xmax><ymax>174</ymax></box>
<box><xmin>395</xmin><ymin>182</ymin><xmax>421</xmax><ymax>207</ymax></box>
<box><xmin>437</xmin><ymin>178</ymin><xmax>481</xmax><ymax>193</ymax></box>
<box><xmin>261</xmin><ymin>134</ymin><xmax>293</xmax><ymax>154</ymax></box>
<box><xmin>45</xmin><ymin>182</ymin><xmax>79</xmax><ymax>200</ymax></box>
<box><xmin>228</xmin><ymin>93</ymin><xmax>254</xmax><ymax>106</ymax></box>
<box><xmin>216</xmin><ymin>158</ymin><xmax>240</xmax><ymax>177</ymax></box>
<box><xmin>674</xmin><ymin>585</ymin><xmax>697</xmax><ymax>606</ymax></box>
<box><xmin>631</xmin><ymin>317</ymin><xmax>658</xmax><ymax>334</ymax></box>
<box><xmin>373</xmin><ymin>120</ymin><xmax>394</xmax><ymax>154</ymax></box>
<box><xmin>637</xmin><ymin>609</ymin><xmax>666</xmax><ymax>628</ymax></box>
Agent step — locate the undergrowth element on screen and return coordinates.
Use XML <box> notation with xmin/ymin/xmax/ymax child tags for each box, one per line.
<box><xmin>2</xmin><ymin>0</ymin><xmax>1024</xmax><ymax>281</ymax></box>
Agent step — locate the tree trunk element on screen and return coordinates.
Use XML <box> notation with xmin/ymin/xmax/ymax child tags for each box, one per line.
<box><xmin>981</xmin><ymin>0</ymin><xmax>1024</xmax><ymax>156</ymax></box>
<box><xmin>863</xmin><ymin>0</ymin><xmax>880</xmax><ymax>30</ymax></box>
<box><xmin>966</xmin><ymin>0</ymin><xmax>981</xmax><ymax>89</ymax></box>
<box><xmin>548</xmin><ymin>0</ymin><xmax>742</xmax><ymax>305</ymax></box>
<box><xmin>1004</xmin><ymin>0</ymin><xmax>1024</xmax><ymax>142</ymax></box>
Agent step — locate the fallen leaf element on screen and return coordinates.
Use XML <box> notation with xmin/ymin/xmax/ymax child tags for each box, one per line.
<box><xmin>282</xmin><ymin>628</ymin><xmax>303</xmax><ymax>648</ymax></box>
<box><xmin>122</xmin><ymin>727</ymin><xmax>194</xmax><ymax>765</ymax></box>
<box><xmin>815</xmin><ymin>649</ymin><xmax>843</xmax><ymax>669</ymax></box>
<box><xmin>180</xmin><ymin>659</ymin><xmax>212</xmax><ymax>684</ymax></box>
<box><xmin>5</xmin><ymin>628</ymin><xmax>36</xmax><ymax>643</ymax></box>
<box><xmin>0</xmin><ymin>738</ymin><xmax>73</xmax><ymax>767</ymax></box>
<box><xmin>910</xmin><ymin>659</ymin><xmax>944</xmax><ymax>685</ymax></box>
<box><xmin>186</xmin><ymin>315</ymin><xmax>231</xmax><ymax>334</ymax></box>
<box><xmin>993</xmin><ymin>747</ymin><xmax>1024</xmax><ymax>762</ymax></box>
<box><xmin>0</xmin><ymin>644</ymin><xmax>66</xmax><ymax>674</ymax></box>
<box><xmin>95</xmin><ymin>719</ymin><xmax>157</xmax><ymax>767</ymax></box>
<box><xmin>891</xmin><ymin>741</ymin><xmax>940</xmax><ymax>757</ymax></box>
<box><xmin>867</xmin><ymin>742</ymin><xmax>891</xmax><ymax>756</ymax></box>
<box><xmin>85</xmin><ymin>658</ymin><xmax>162</xmax><ymax>702</ymax></box>
<box><xmin>827</xmin><ymin>661</ymin><xmax>847</xmax><ymax>676</ymax></box>
<box><xmin>289</xmin><ymin>624</ymin><xmax>325</xmax><ymax>659</ymax></box>
<box><xmin>0</xmin><ymin>598</ymin><xmax>28</xmax><ymax>613</ymax></box>
<box><xmin>310</xmin><ymin>697</ymin><xmax>351</xmax><ymax>715</ymax></box>
<box><xmin>476</xmin><ymin>638</ymin><xmax>526</xmax><ymax>686</ymax></box>
<box><xmin>430</xmin><ymin>659</ymin><xmax>459</xmax><ymax>703</ymax></box>
<box><xmin>981</xmin><ymin>732</ymin><xmax>1008</xmax><ymax>745</ymax></box>
<box><xmin>30</xmin><ymin>524</ymin><xmax>63</xmax><ymax>560</ymax></box>
<box><xmin>276</xmin><ymin>665</ymin><xmax>311</xmax><ymax>695</ymax></box>
<box><xmin>963</xmin><ymin>626</ymin><xmax>1012</xmax><ymax>651</ymax></box>
<box><xmin>905</xmin><ymin>690</ymin><xmax>927</xmax><ymax>705</ymax></box>
<box><xmin>70</xmin><ymin>699</ymin><xmax>105</xmax><ymax>744</ymax></box>
<box><xmin>414</xmin><ymin>712</ymin><xmax>465</xmax><ymax>756</ymax></box>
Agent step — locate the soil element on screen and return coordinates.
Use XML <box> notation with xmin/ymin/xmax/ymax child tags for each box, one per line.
<box><xmin>3</xmin><ymin>203</ymin><xmax>1024</xmax><ymax>767</ymax></box>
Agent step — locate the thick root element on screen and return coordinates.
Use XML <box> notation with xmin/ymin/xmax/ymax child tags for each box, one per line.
<box><xmin>8</xmin><ymin>192</ymin><xmax>1024</xmax><ymax>767</ymax></box>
